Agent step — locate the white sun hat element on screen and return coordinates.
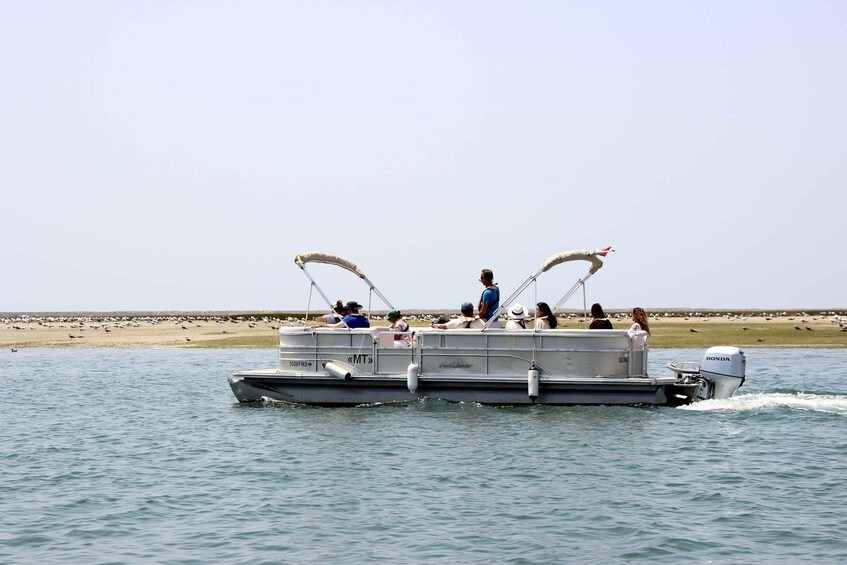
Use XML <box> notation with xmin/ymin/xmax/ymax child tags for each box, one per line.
<box><xmin>508</xmin><ymin>303</ymin><xmax>527</xmax><ymax>320</ymax></box>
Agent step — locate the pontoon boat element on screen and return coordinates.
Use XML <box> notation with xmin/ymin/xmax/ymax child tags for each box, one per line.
<box><xmin>229</xmin><ymin>250</ymin><xmax>745</xmax><ymax>406</ymax></box>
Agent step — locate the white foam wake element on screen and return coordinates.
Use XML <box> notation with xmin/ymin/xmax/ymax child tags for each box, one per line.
<box><xmin>679</xmin><ymin>392</ymin><xmax>847</xmax><ymax>414</ymax></box>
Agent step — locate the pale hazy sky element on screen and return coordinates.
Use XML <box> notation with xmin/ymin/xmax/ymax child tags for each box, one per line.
<box><xmin>2</xmin><ymin>1</ymin><xmax>845</xmax><ymax>313</ymax></box>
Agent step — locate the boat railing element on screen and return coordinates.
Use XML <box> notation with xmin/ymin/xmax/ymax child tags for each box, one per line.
<box><xmin>277</xmin><ymin>327</ymin><xmax>648</xmax><ymax>379</ymax></box>
<box><xmin>277</xmin><ymin>328</ymin><xmax>374</xmax><ymax>373</ymax></box>
<box><xmin>413</xmin><ymin>329</ymin><xmax>647</xmax><ymax>378</ymax></box>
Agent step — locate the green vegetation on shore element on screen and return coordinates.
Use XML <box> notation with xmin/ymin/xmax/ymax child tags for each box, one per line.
<box><xmin>197</xmin><ymin>334</ymin><xmax>277</xmax><ymax>348</ymax></box>
<box><xmin>191</xmin><ymin>318</ymin><xmax>846</xmax><ymax>349</ymax></box>
<box><xmin>645</xmin><ymin>321</ymin><xmax>845</xmax><ymax>348</ymax></box>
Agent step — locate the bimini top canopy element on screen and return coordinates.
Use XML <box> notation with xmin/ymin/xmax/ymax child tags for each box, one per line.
<box><xmin>540</xmin><ymin>249</ymin><xmax>606</xmax><ymax>275</ymax></box>
<box><xmin>482</xmin><ymin>246</ymin><xmax>613</xmax><ymax>329</ymax></box>
<box><xmin>293</xmin><ymin>252</ymin><xmax>394</xmax><ymax>318</ymax></box>
<box><xmin>294</xmin><ymin>252</ymin><xmax>365</xmax><ymax>279</ymax></box>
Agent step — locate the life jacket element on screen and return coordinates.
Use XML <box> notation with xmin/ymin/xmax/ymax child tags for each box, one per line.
<box><xmin>479</xmin><ymin>285</ymin><xmax>500</xmax><ymax>319</ymax></box>
<box><xmin>393</xmin><ymin>320</ymin><xmax>409</xmax><ymax>340</ymax></box>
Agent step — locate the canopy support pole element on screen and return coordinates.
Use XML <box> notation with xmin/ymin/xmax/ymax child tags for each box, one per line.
<box><xmin>300</xmin><ymin>265</ymin><xmax>351</xmax><ymax>329</ymax></box>
<box><xmin>482</xmin><ymin>268</ymin><xmax>544</xmax><ymax>331</ymax></box>
<box><xmin>363</xmin><ymin>275</ymin><xmax>394</xmax><ymax>310</ymax></box>
<box><xmin>552</xmin><ymin>271</ymin><xmax>596</xmax><ymax>315</ymax></box>
<box><xmin>303</xmin><ymin>283</ymin><xmax>315</xmax><ymax>327</ymax></box>
<box><xmin>534</xmin><ymin>279</ymin><xmax>538</xmax><ymax>316</ymax></box>
<box><xmin>300</xmin><ymin>265</ymin><xmax>335</xmax><ymax>311</ymax></box>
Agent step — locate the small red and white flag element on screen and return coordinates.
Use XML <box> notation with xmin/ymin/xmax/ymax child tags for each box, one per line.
<box><xmin>593</xmin><ymin>245</ymin><xmax>614</xmax><ymax>257</ymax></box>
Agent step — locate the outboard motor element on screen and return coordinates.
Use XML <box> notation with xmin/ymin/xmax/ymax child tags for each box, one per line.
<box><xmin>699</xmin><ymin>346</ymin><xmax>746</xmax><ymax>400</ymax></box>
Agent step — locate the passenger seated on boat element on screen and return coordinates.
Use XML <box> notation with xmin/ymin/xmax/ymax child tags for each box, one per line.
<box><xmin>627</xmin><ymin>307</ymin><xmax>650</xmax><ymax>335</ymax></box>
<box><xmin>316</xmin><ymin>300</ymin><xmax>347</xmax><ymax>324</ymax></box>
<box><xmin>431</xmin><ymin>302</ymin><xmax>484</xmax><ymax>329</ymax></box>
<box><xmin>505</xmin><ymin>303</ymin><xmax>528</xmax><ymax>329</ymax></box>
<box><xmin>315</xmin><ymin>300</ymin><xmax>370</xmax><ymax>329</ymax></box>
<box><xmin>340</xmin><ymin>301</ymin><xmax>370</xmax><ymax>328</ymax></box>
<box><xmin>386</xmin><ymin>309</ymin><xmax>411</xmax><ymax>348</ymax></box>
<box><xmin>534</xmin><ymin>302</ymin><xmax>558</xmax><ymax>329</ymax></box>
<box><xmin>589</xmin><ymin>303</ymin><xmax>613</xmax><ymax>330</ymax></box>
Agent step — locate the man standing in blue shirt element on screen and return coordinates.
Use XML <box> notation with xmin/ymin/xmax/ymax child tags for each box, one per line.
<box><xmin>478</xmin><ymin>269</ymin><xmax>501</xmax><ymax>327</ymax></box>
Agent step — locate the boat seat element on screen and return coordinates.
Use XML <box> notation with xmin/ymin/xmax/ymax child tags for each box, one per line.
<box><xmin>376</xmin><ymin>331</ymin><xmax>394</xmax><ymax>348</ymax></box>
<box><xmin>367</xmin><ymin>326</ymin><xmax>390</xmax><ymax>343</ymax></box>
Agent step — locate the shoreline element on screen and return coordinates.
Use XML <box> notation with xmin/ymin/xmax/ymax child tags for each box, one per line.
<box><xmin>3</xmin><ymin>307</ymin><xmax>845</xmax><ymax>317</ymax></box>
<box><xmin>3</xmin><ymin>310</ymin><xmax>846</xmax><ymax>349</ymax></box>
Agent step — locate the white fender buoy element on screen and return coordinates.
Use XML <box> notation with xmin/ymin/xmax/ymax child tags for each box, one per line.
<box><xmin>325</xmin><ymin>361</ymin><xmax>352</xmax><ymax>380</ymax></box>
<box><xmin>528</xmin><ymin>363</ymin><xmax>539</xmax><ymax>400</ymax></box>
<box><xmin>407</xmin><ymin>362</ymin><xmax>419</xmax><ymax>393</ymax></box>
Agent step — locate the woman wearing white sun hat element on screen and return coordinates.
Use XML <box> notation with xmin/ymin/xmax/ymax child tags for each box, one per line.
<box><xmin>505</xmin><ymin>303</ymin><xmax>528</xmax><ymax>330</ymax></box>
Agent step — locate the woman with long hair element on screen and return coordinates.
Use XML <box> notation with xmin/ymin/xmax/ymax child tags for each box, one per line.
<box><xmin>534</xmin><ymin>302</ymin><xmax>558</xmax><ymax>329</ymax></box>
<box><xmin>628</xmin><ymin>307</ymin><xmax>650</xmax><ymax>335</ymax></box>
<box><xmin>589</xmin><ymin>303</ymin><xmax>613</xmax><ymax>329</ymax></box>
<box><xmin>317</xmin><ymin>300</ymin><xmax>346</xmax><ymax>324</ymax></box>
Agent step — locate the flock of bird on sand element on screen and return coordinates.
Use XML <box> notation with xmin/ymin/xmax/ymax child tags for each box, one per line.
<box><xmin>3</xmin><ymin>310</ymin><xmax>846</xmax><ymax>352</ymax></box>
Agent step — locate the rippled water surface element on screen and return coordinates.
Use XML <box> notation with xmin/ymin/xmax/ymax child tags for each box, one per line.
<box><xmin>2</xmin><ymin>348</ymin><xmax>846</xmax><ymax>564</ymax></box>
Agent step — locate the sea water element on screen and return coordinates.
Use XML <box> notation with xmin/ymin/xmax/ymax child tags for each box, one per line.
<box><xmin>1</xmin><ymin>348</ymin><xmax>845</xmax><ymax>564</ymax></box>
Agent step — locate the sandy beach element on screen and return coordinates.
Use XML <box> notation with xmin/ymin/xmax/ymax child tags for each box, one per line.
<box><xmin>1</xmin><ymin>315</ymin><xmax>284</xmax><ymax>349</ymax></box>
<box><xmin>3</xmin><ymin>310</ymin><xmax>846</xmax><ymax>349</ymax></box>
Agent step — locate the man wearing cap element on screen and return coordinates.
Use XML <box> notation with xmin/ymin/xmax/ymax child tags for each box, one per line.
<box><xmin>317</xmin><ymin>300</ymin><xmax>370</xmax><ymax>328</ymax></box>
<box><xmin>387</xmin><ymin>310</ymin><xmax>411</xmax><ymax>347</ymax></box>
<box><xmin>431</xmin><ymin>302</ymin><xmax>485</xmax><ymax>329</ymax></box>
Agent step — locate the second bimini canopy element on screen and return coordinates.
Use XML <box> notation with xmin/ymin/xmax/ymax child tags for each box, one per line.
<box><xmin>483</xmin><ymin>246</ymin><xmax>613</xmax><ymax>329</ymax></box>
<box><xmin>541</xmin><ymin>249</ymin><xmax>605</xmax><ymax>275</ymax></box>
<box><xmin>294</xmin><ymin>252</ymin><xmax>366</xmax><ymax>279</ymax></box>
